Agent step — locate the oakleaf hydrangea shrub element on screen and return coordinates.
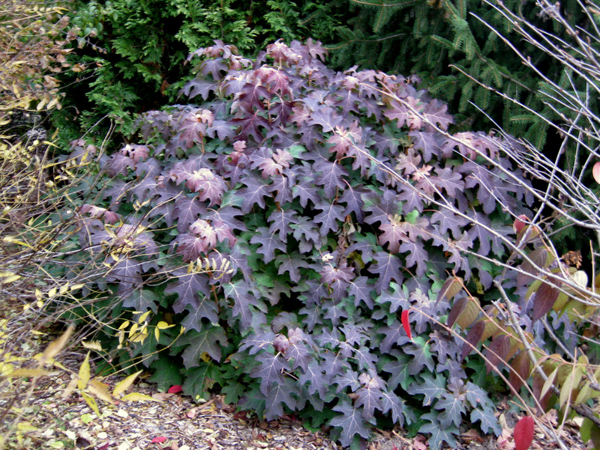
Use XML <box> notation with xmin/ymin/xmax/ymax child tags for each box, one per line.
<box><xmin>73</xmin><ymin>39</ymin><xmax>535</xmax><ymax>448</ymax></box>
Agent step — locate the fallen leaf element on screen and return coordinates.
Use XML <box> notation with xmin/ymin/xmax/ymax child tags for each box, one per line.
<box><xmin>168</xmin><ymin>385</ymin><xmax>183</xmax><ymax>393</ymax></box>
<box><xmin>152</xmin><ymin>436</ymin><xmax>167</xmax><ymax>444</ymax></box>
<box><xmin>152</xmin><ymin>392</ymin><xmax>175</xmax><ymax>401</ymax></box>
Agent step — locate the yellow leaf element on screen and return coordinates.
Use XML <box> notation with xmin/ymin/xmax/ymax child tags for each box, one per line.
<box><xmin>121</xmin><ymin>392</ymin><xmax>161</xmax><ymax>402</ymax></box>
<box><xmin>540</xmin><ymin>366</ymin><xmax>558</xmax><ymax>400</ymax></box>
<box><xmin>560</xmin><ymin>366</ymin><xmax>583</xmax><ymax>408</ymax></box>
<box><xmin>17</xmin><ymin>422</ymin><xmax>38</xmax><ymax>432</ymax></box>
<box><xmin>113</xmin><ymin>370</ymin><xmax>142</xmax><ymax>397</ymax></box>
<box><xmin>118</xmin><ymin>320</ymin><xmax>130</xmax><ymax>331</ymax></box>
<box><xmin>154</xmin><ymin>327</ymin><xmax>160</xmax><ymax>341</ymax></box>
<box><xmin>62</xmin><ymin>377</ymin><xmax>78</xmax><ymax>399</ymax></box>
<box><xmin>9</xmin><ymin>368</ymin><xmax>56</xmax><ymax>378</ymax></box>
<box><xmin>81</xmin><ymin>392</ymin><xmax>101</xmax><ymax>417</ymax></box>
<box><xmin>130</xmin><ymin>329</ymin><xmax>148</xmax><ymax>343</ymax></box>
<box><xmin>88</xmin><ymin>379</ymin><xmax>114</xmax><ymax>404</ymax></box>
<box><xmin>59</xmin><ymin>283</ymin><xmax>70</xmax><ymax>295</ymax></box>
<box><xmin>129</xmin><ymin>323</ymin><xmax>139</xmax><ymax>336</ymax></box>
<box><xmin>137</xmin><ymin>310</ymin><xmax>151</xmax><ymax>324</ymax></box>
<box><xmin>81</xmin><ymin>340</ymin><xmax>103</xmax><ymax>351</ymax></box>
<box><xmin>156</xmin><ymin>321</ymin><xmax>174</xmax><ymax>330</ymax></box>
<box><xmin>78</xmin><ymin>353</ymin><xmax>90</xmax><ymax>390</ymax></box>
<box><xmin>48</xmin><ymin>287</ymin><xmax>57</xmax><ymax>298</ymax></box>
<box><xmin>0</xmin><ymin>273</ymin><xmax>21</xmax><ymax>284</ymax></box>
<box><xmin>41</xmin><ymin>325</ymin><xmax>74</xmax><ymax>364</ymax></box>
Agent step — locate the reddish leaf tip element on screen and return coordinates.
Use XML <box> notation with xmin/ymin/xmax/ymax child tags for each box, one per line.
<box><xmin>401</xmin><ymin>309</ymin><xmax>412</xmax><ymax>341</ymax></box>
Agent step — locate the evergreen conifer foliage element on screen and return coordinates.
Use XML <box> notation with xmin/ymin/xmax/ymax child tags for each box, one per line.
<box><xmin>331</xmin><ymin>0</ymin><xmax>591</xmax><ymax>151</ymax></box>
<box><xmin>69</xmin><ymin>40</ymin><xmax>539</xmax><ymax>448</ymax></box>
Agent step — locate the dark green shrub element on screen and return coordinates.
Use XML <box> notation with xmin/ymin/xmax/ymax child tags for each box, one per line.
<box><xmin>58</xmin><ymin>40</ymin><xmax>543</xmax><ymax>448</ymax></box>
<box><xmin>322</xmin><ymin>0</ymin><xmax>592</xmax><ymax>150</ymax></box>
<box><xmin>51</xmin><ymin>0</ymin><xmax>345</xmax><ymax>148</ymax></box>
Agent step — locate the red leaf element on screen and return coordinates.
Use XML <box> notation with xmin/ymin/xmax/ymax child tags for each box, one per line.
<box><xmin>151</xmin><ymin>436</ymin><xmax>168</xmax><ymax>444</ymax></box>
<box><xmin>460</xmin><ymin>320</ymin><xmax>485</xmax><ymax>361</ymax></box>
<box><xmin>513</xmin><ymin>214</ymin><xmax>529</xmax><ymax>234</ymax></box>
<box><xmin>514</xmin><ymin>416</ymin><xmax>534</xmax><ymax>450</ymax></box>
<box><xmin>401</xmin><ymin>309</ymin><xmax>412</xmax><ymax>341</ymax></box>
<box><xmin>532</xmin><ymin>278</ymin><xmax>561</xmax><ymax>322</ymax></box>
<box><xmin>167</xmin><ymin>385</ymin><xmax>182</xmax><ymax>394</ymax></box>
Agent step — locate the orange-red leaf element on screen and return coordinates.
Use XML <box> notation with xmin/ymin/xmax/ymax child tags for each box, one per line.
<box><xmin>401</xmin><ymin>309</ymin><xmax>412</xmax><ymax>341</ymax></box>
<box><xmin>514</xmin><ymin>416</ymin><xmax>534</xmax><ymax>450</ymax></box>
<box><xmin>167</xmin><ymin>385</ymin><xmax>182</xmax><ymax>394</ymax></box>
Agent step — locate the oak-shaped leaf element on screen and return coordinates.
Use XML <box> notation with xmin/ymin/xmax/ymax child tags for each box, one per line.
<box><xmin>239</xmin><ymin>331</ymin><xmax>277</xmax><ymax>355</ymax></box>
<box><xmin>178</xmin><ymin>325</ymin><xmax>228</xmax><ymax>368</ymax></box>
<box><xmin>399</xmin><ymin>238</ymin><xmax>429</xmax><ymax>278</ymax></box>
<box><xmin>250</xmin><ymin>227</ymin><xmax>286</xmax><ymax>264</ymax></box>
<box><xmin>185</xmin><ymin>169</ymin><xmax>226</xmax><ymax>205</ymax></box>
<box><xmin>232</xmin><ymin>111</ymin><xmax>271</xmax><ymax>143</ymax></box>
<box><xmin>308</xmin><ymin>108</ymin><xmax>343</xmax><ymax>133</ymax></box>
<box><xmin>279</xmin><ymin>328</ymin><xmax>312</xmax><ymax>371</ymax></box>
<box><xmin>298</xmin><ymin>360</ymin><xmax>329</xmax><ymax>397</ymax></box>
<box><xmin>431</xmin><ymin>209</ymin><xmax>469</xmax><ymax>240</ymax></box>
<box><xmin>382</xmin><ymin>351</ymin><xmax>411</xmax><ymax>391</ymax></box>
<box><xmin>105</xmin><ymin>153</ymin><xmax>135</xmax><ymax>177</ymax></box>
<box><xmin>314</xmin><ymin>202</ymin><xmax>345</xmax><ymax>235</ymax></box>
<box><xmin>409</xmin><ymin>130</ymin><xmax>440</xmax><ymax>162</ymax></box>
<box><xmin>355</xmin><ymin>380</ymin><xmax>384</xmax><ymax>420</ymax></box>
<box><xmin>404</xmin><ymin>338</ymin><xmax>435</xmax><ymax>376</ymax></box>
<box><xmin>381</xmin><ymin>390</ymin><xmax>408</xmax><ymax>426</ymax></box>
<box><xmin>106</xmin><ymin>257</ymin><xmax>143</xmax><ymax>293</ymax></box>
<box><xmin>165</xmin><ymin>268</ymin><xmax>211</xmax><ymax>313</ymax></box>
<box><xmin>250</xmin><ymin>352</ymin><xmax>289</xmax><ymax>396</ymax></box>
<box><xmin>329</xmin><ymin>402</ymin><xmax>372</xmax><ymax>447</ymax></box>
<box><xmin>376</xmin><ymin>282</ymin><xmax>410</xmax><ymax>314</ymax></box>
<box><xmin>434</xmin><ymin>391</ymin><xmax>465</xmax><ymax>428</ymax></box>
<box><xmin>471</xmin><ymin>407</ymin><xmax>502</xmax><ymax>435</ymax></box>
<box><xmin>349</xmin><ymin>277</ymin><xmax>374</xmax><ymax>308</ymax></box>
<box><xmin>334</xmin><ymin>369</ymin><xmax>361</xmax><ymax>393</ymax></box>
<box><xmin>224</xmin><ymin>279</ymin><xmax>262</xmax><ymax>330</ymax></box>
<box><xmin>181</xmin><ymin>77</ymin><xmax>218</xmax><ymax>100</ymax></box>
<box><xmin>172</xmin><ymin>197</ymin><xmax>208</xmax><ymax>233</ymax></box>
<box><xmin>264</xmin><ymin>378</ymin><xmax>299</xmax><ymax>421</ymax></box>
<box><xmin>267</xmin><ymin>208</ymin><xmax>298</xmax><ymax>242</ymax></box>
<box><xmin>419</xmin><ymin>412</ymin><xmax>459</xmax><ymax>450</ymax></box>
<box><xmin>378</xmin><ymin>219</ymin><xmax>408</xmax><ymax>254</ymax></box>
<box><xmin>237</xmin><ymin>174</ymin><xmax>273</xmax><ymax>214</ymax></box>
<box><xmin>422</xmin><ymin>99</ymin><xmax>453</xmax><ymax>131</ymax></box>
<box><xmin>292</xmin><ymin>175</ymin><xmax>320</xmax><ymax>208</ymax></box>
<box><xmin>362</xmin><ymin>189</ymin><xmax>403</xmax><ymax>225</ymax></box>
<box><xmin>369</xmin><ymin>251</ymin><xmax>404</xmax><ymax>294</ymax></box>
<box><xmin>314</xmin><ymin>159</ymin><xmax>348</xmax><ymax>198</ymax></box>
<box><xmin>406</xmin><ymin>373</ymin><xmax>446</xmax><ymax>406</ymax></box>
<box><xmin>379</xmin><ymin>321</ymin><xmax>412</xmax><ymax>354</ymax></box>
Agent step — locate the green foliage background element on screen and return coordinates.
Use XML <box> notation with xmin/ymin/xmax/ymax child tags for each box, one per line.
<box><xmin>52</xmin><ymin>0</ymin><xmax>348</xmax><ymax>146</ymax></box>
